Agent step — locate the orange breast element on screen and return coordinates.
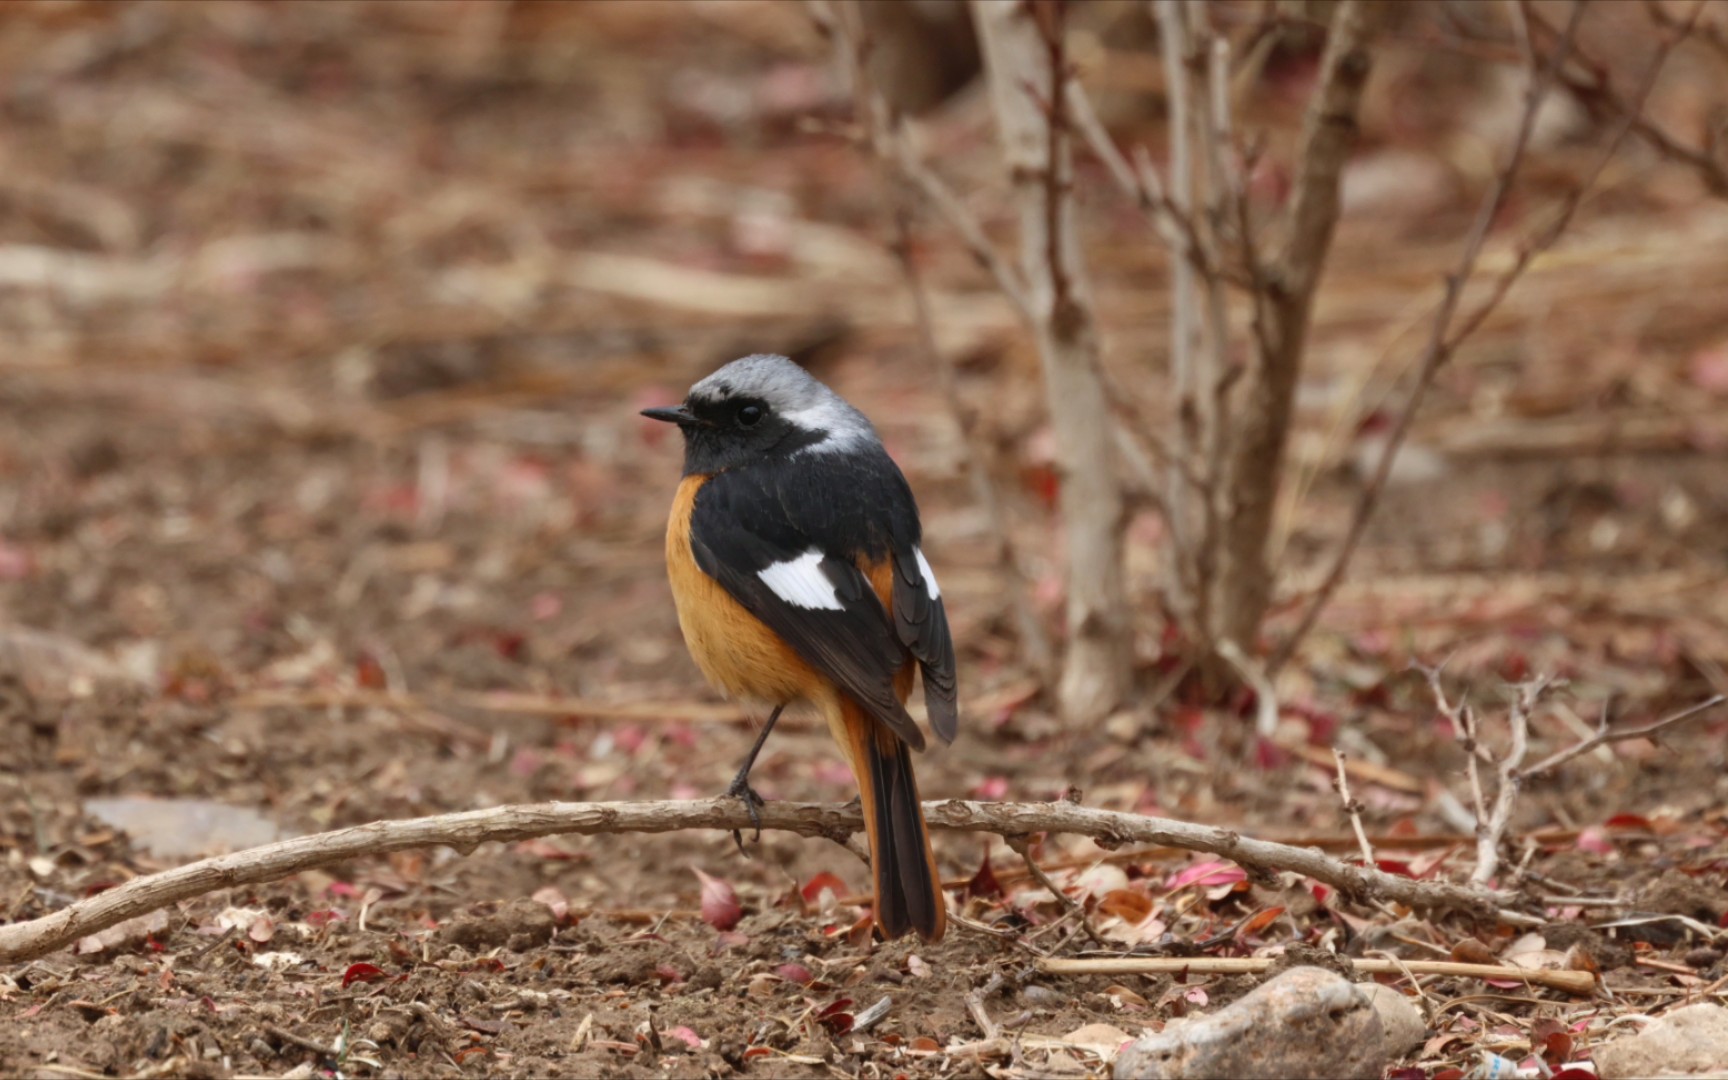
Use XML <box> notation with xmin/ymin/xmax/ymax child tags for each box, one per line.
<box><xmin>667</xmin><ymin>475</ymin><xmax>818</xmax><ymax>705</ymax></box>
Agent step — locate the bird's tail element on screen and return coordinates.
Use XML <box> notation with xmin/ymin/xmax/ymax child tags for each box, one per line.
<box><xmin>834</xmin><ymin>697</ymin><xmax>946</xmax><ymax>942</ymax></box>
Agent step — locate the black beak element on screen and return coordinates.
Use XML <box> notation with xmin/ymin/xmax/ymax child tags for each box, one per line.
<box><xmin>641</xmin><ymin>405</ymin><xmax>697</xmax><ymax>426</ymax></box>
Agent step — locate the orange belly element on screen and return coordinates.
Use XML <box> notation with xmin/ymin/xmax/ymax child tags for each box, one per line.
<box><xmin>666</xmin><ymin>474</ymin><xmax>913</xmax><ymax>708</ymax></box>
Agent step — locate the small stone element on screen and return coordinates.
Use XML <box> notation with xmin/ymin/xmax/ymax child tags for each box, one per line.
<box><xmin>1594</xmin><ymin>1003</ymin><xmax>1728</xmax><ymax>1079</ymax></box>
<box><xmin>1021</xmin><ymin>984</ymin><xmax>1065</xmax><ymax>1008</ymax></box>
<box><xmin>1112</xmin><ymin>967</ymin><xmax>1409</xmax><ymax>1080</ymax></box>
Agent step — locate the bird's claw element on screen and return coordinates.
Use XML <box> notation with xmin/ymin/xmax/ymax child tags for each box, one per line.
<box><xmin>725</xmin><ymin>775</ymin><xmax>767</xmax><ymax>857</ymax></box>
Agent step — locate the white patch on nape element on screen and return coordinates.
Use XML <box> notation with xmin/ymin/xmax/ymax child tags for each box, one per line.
<box><xmin>758</xmin><ymin>549</ymin><xmax>844</xmax><ymax>611</ymax></box>
<box><xmin>913</xmin><ymin>546</ymin><xmax>941</xmax><ymax>600</ymax></box>
<box><xmin>783</xmin><ymin>398</ymin><xmax>873</xmax><ymax>456</ymax></box>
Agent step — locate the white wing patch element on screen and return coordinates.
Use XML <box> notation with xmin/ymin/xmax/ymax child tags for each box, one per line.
<box><xmin>758</xmin><ymin>549</ymin><xmax>844</xmax><ymax>611</ymax></box>
<box><xmin>913</xmin><ymin>546</ymin><xmax>941</xmax><ymax>600</ymax></box>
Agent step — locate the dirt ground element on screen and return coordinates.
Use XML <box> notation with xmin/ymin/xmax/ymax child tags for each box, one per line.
<box><xmin>3</xmin><ymin>3</ymin><xmax>1727</xmax><ymax>1078</ymax></box>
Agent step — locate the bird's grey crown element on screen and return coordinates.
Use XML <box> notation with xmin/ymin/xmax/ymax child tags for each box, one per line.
<box><xmin>690</xmin><ymin>354</ymin><xmax>877</xmax><ymax>454</ymax></box>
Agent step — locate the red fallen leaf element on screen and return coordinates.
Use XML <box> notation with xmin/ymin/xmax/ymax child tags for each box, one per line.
<box><xmin>1434</xmin><ymin>1070</ymin><xmax>1465</xmax><ymax>1080</ymax></box>
<box><xmin>305</xmin><ymin>909</ymin><xmax>346</xmax><ymax>927</ymax></box>
<box><xmin>1500</xmin><ymin>650</ymin><xmax>1529</xmax><ymax>682</ymax></box>
<box><xmin>342</xmin><ymin>962</ymin><xmax>386</xmax><ymax>988</ymax></box>
<box><xmin>1166</xmin><ymin>861</ymin><xmax>1246</xmax><ymax>891</ymax></box>
<box><xmin>454</xmin><ymin>1046</ymin><xmax>490</xmax><ymax>1064</ymax></box>
<box><xmin>1605</xmin><ymin>813</ymin><xmax>1653</xmax><ymax>831</ymax></box>
<box><xmin>1253</xmin><ymin>736</ymin><xmax>1287</xmax><ymax>770</ymax></box>
<box><xmin>1387</xmin><ymin>1069</ymin><xmax>1426</xmax><ymax>1080</ymax></box>
<box><xmin>820</xmin><ymin>1012</ymin><xmax>854</xmax><ymax>1035</ymax></box>
<box><xmin>713</xmin><ymin>930</ymin><xmax>751</xmax><ymax>951</ymax></box>
<box><xmin>776</xmin><ymin>963</ymin><xmax>814</xmax><ymax>986</ymax></box>
<box><xmin>145</xmin><ymin>934</ymin><xmax>165</xmax><ymax>953</ymax></box>
<box><xmin>1097</xmin><ymin>889</ymin><xmax>1154</xmax><ymax>923</ymax></box>
<box><xmin>692</xmin><ymin>867</ymin><xmax>742</xmax><ymax>931</ymax></box>
<box><xmin>1720</xmin><ymin>909</ymin><xmax>1728</xmax><ymax>929</ymax></box>
<box><xmin>354</xmin><ymin>651</ymin><xmax>387</xmax><ymax>690</ymax></box>
<box><xmin>1018</xmin><ymin>463</ymin><xmax>1060</xmax><ymax>509</ymax></box>
<box><xmin>1551</xmin><ymin>1070</ymin><xmax>1597</xmax><ymax>1080</ymax></box>
<box><xmin>742</xmin><ymin>1046</ymin><xmax>773</xmax><ymax>1060</ymax></box>
<box><xmin>1375</xmin><ymin>859</ymin><xmax>1416</xmax><ymax>878</ymax></box>
<box><xmin>1541</xmin><ymin>1031</ymin><xmax>1573</xmax><ymax>1064</ymax></box>
<box><xmin>466</xmin><ymin>957</ymin><xmax>506</xmax><ymax>973</ymax></box>
<box><xmin>816</xmin><ymin>997</ymin><xmax>854</xmax><ymax>1035</ymax></box>
<box><xmin>965</xmin><ymin>850</ymin><xmax>1002</xmax><ymax>899</ymax></box>
<box><xmin>655</xmin><ymin>964</ymin><xmax>685</xmax><ymax>985</ymax></box>
<box><xmin>801</xmin><ymin>872</ymin><xmax>848</xmax><ymax>907</ymax></box>
<box><xmin>909</xmin><ymin>1036</ymin><xmax>941</xmax><ymax>1053</ymax></box>
<box><xmin>1237</xmin><ymin>906</ymin><xmax>1285</xmax><ymax>938</ymax></box>
<box><xmin>665</xmin><ymin>1026</ymin><xmax>702</xmax><ymax>1049</ymax></box>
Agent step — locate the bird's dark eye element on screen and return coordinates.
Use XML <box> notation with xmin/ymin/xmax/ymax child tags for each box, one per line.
<box><xmin>737</xmin><ymin>403</ymin><xmax>764</xmax><ymax>427</ymax></box>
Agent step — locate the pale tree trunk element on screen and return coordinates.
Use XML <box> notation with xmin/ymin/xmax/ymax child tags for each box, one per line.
<box><xmin>1212</xmin><ymin>0</ymin><xmax>1379</xmax><ymax>657</ymax></box>
<box><xmin>972</xmin><ymin>0</ymin><xmax>1128</xmax><ymax>723</ymax></box>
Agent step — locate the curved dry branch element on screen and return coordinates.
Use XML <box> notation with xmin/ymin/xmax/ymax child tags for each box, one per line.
<box><xmin>0</xmin><ymin>797</ymin><xmax>1525</xmax><ymax>965</ymax></box>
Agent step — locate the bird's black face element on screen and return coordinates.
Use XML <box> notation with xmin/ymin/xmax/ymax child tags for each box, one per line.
<box><xmin>642</xmin><ymin>393</ymin><xmax>825</xmax><ymax>475</ymax></box>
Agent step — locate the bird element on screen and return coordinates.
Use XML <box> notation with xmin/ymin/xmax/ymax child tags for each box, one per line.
<box><xmin>642</xmin><ymin>354</ymin><xmax>957</xmax><ymax>942</ymax></box>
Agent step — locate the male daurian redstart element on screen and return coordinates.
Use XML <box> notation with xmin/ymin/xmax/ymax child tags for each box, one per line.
<box><xmin>644</xmin><ymin>354</ymin><xmax>957</xmax><ymax>942</ymax></box>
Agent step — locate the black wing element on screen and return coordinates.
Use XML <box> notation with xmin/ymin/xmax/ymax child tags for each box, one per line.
<box><xmin>891</xmin><ymin>545</ymin><xmax>958</xmax><ymax>744</ymax></box>
<box><xmin>690</xmin><ymin>466</ymin><xmax>926</xmax><ymax>751</ymax></box>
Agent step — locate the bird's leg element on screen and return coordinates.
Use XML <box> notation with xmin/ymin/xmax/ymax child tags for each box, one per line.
<box><xmin>725</xmin><ymin>704</ymin><xmax>783</xmax><ymax>856</ymax></box>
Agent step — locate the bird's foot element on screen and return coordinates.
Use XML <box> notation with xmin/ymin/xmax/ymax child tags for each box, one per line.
<box><xmin>725</xmin><ymin>773</ymin><xmax>768</xmax><ymax>858</ymax></box>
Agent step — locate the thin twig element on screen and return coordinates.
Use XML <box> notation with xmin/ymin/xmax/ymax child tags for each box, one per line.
<box><xmin>823</xmin><ymin>4</ymin><xmax>1036</xmax><ymax>324</ymax></box>
<box><xmin>1522</xmin><ymin>695</ymin><xmax>1725</xmax><ymax>780</ymax></box>
<box><xmin>889</xmin><ymin>206</ymin><xmax>1055</xmax><ymax>682</ymax></box>
<box><xmin>964</xmin><ymin>972</ymin><xmax>1006</xmax><ymax>1040</ymax></box>
<box><xmin>1530</xmin><ymin>0</ymin><xmax>1726</xmax><ymax>194</ymax></box>
<box><xmin>1473</xmin><ymin>677</ymin><xmax>1550</xmax><ymax>885</ymax></box>
<box><xmin>263</xmin><ymin>1024</ymin><xmax>341</xmax><ymax>1060</ymax></box>
<box><xmin>1269</xmin><ymin>2</ymin><xmax>1589</xmax><ymax>674</ymax></box>
<box><xmin>1037</xmin><ymin>955</ymin><xmax>1596</xmax><ymax>995</ymax></box>
<box><xmin>1155</xmin><ymin>0</ymin><xmax>1204</xmax><ymax>632</ymax></box>
<box><xmin>1007</xmin><ymin>836</ymin><xmax>1109</xmax><ymax>950</ymax></box>
<box><xmin>0</xmin><ymin>797</ymin><xmax>1528</xmax><ymax>964</ymax></box>
<box><xmin>1332</xmin><ymin>749</ymin><xmax>1377</xmax><ymax>868</ymax></box>
<box><xmin>1216</xmin><ymin>637</ymin><xmax>1280</xmax><ymax>738</ymax></box>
